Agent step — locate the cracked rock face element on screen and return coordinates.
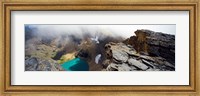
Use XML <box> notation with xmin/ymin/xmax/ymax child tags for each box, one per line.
<box><xmin>103</xmin><ymin>30</ymin><xmax>175</xmax><ymax>71</ymax></box>
<box><xmin>124</xmin><ymin>29</ymin><xmax>175</xmax><ymax>65</ymax></box>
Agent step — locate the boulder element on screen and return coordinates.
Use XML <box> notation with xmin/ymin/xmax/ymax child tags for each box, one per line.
<box><xmin>128</xmin><ymin>59</ymin><xmax>148</xmax><ymax>70</ymax></box>
<box><xmin>118</xmin><ymin>63</ymin><xmax>132</xmax><ymax>71</ymax></box>
<box><xmin>112</xmin><ymin>50</ymin><xmax>129</xmax><ymax>63</ymax></box>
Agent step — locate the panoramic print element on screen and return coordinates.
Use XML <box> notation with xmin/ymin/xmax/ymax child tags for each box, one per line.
<box><xmin>25</xmin><ymin>25</ymin><xmax>175</xmax><ymax>71</ymax></box>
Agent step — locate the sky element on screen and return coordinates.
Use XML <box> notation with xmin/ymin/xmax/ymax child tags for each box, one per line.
<box><xmin>26</xmin><ymin>24</ymin><xmax>176</xmax><ymax>38</ymax></box>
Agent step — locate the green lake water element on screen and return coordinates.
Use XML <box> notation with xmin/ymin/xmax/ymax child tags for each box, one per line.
<box><xmin>61</xmin><ymin>58</ymin><xmax>89</xmax><ymax>71</ymax></box>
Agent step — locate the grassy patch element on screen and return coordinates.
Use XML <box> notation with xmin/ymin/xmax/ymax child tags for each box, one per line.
<box><xmin>58</xmin><ymin>52</ymin><xmax>76</xmax><ymax>64</ymax></box>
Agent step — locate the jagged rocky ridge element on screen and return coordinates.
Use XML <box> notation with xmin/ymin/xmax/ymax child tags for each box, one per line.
<box><xmin>25</xmin><ymin>43</ymin><xmax>64</xmax><ymax>71</ymax></box>
<box><xmin>103</xmin><ymin>29</ymin><xmax>175</xmax><ymax>71</ymax></box>
<box><xmin>25</xmin><ymin>57</ymin><xmax>63</xmax><ymax>71</ymax></box>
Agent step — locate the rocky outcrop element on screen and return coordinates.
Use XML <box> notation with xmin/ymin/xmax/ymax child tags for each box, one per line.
<box><xmin>25</xmin><ymin>57</ymin><xmax>63</xmax><ymax>71</ymax></box>
<box><xmin>103</xmin><ymin>31</ymin><xmax>175</xmax><ymax>71</ymax></box>
<box><xmin>124</xmin><ymin>29</ymin><xmax>175</xmax><ymax>65</ymax></box>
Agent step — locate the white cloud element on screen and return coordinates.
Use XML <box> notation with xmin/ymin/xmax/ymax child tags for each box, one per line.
<box><xmin>26</xmin><ymin>24</ymin><xmax>175</xmax><ymax>39</ymax></box>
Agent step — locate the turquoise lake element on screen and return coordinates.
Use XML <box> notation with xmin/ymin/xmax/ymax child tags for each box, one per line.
<box><xmin>61</xmin><ymin>58</ymin><xmax>89</xmax><ymax>71</ymax></box>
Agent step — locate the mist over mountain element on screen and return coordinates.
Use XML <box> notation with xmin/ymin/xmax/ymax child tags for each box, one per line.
<box><xmin>25</xmin><ymin>25</ymin><xmax>125</xmax><ymax>71</ymax></box>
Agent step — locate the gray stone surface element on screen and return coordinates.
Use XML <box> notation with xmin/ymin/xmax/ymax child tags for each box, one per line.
<box><xmin>112</xmin><ymin>50</ymin><xmax>129</xmax><ymax>63</ymax></box>
<box><xmin>118</xmin><ymin>63</ymin><xmax>132</xmax><ymax>71</ymax></box>
<box><xmin>128</xmin><ymin>59</ymin><xmax>148</xmax><ymax>70</ymax></box>
<box><xmin>25</xmin><ymin>57</ymin><xmax>63</xmax><ymax>71</ymax></box>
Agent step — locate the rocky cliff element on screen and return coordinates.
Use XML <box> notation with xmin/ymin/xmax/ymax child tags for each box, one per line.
<box><xmin>124</xmin><ymin>29</ymin><xmax>175</xmax><ymax>65</ymax></box>
<box><xmin>103</xmin><ymin>30</ymin><xmax>175</xmax><ymax>71</ymax></box>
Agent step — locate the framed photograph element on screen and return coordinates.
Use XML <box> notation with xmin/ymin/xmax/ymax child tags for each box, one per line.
<box><xmin>0</xmin><ymin>0</ymin><xmax>199</xmax><ymax>96</ymax></box>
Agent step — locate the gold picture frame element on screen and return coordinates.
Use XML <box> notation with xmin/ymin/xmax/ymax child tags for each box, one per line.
<box><xmin>0</xmin><ymin>0</ymin><xmax>199</xmax><ymax>96</ymax></box>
